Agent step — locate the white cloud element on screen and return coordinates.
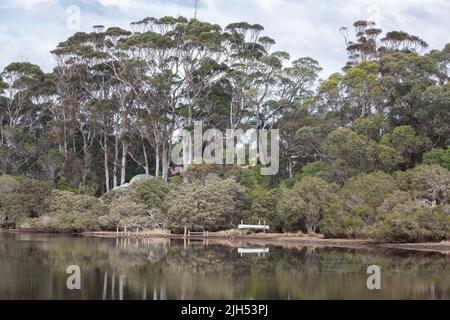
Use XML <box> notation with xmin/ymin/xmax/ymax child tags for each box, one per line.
<box><xmin>0</xmin><ymin>0</ymin><xmax>449</xmax><ymax>78</ymax></box>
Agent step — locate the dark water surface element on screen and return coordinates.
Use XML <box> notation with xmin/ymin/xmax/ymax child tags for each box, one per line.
<box><xmin>0</xmin><ymin>232</ymin><xmax>448</xmax><ymax>299</ymax></box>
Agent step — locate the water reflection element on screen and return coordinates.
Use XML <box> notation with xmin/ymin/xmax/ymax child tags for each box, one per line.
<box><xmin>0</xmin><ymin>232</ymin><xmax>448</xmax><ymax>300</ymax></box>
<box><xmin>237</xmin><ymin>247</ymin><xmax>269</xmax><ymax>257</ymax></box>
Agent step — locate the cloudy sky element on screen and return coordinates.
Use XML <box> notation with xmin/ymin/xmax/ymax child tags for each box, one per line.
<box><xmin>1</xmin><ymin>0</ymin><xmax>449</xmax><ymax>78</ymax></box>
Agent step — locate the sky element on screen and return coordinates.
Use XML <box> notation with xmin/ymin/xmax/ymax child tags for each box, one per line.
<box><xmin>0</xmin><ymin>0</ymin><xmax>449</xmax><ymax>79</ymax></box>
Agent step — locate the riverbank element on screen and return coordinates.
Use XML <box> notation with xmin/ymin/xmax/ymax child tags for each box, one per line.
<box><xmin>79</xmin><ymin>230</ymin><xmax>450</xmax><ymax>254</ymax></box>
<box><xmin>2</xmin><ymin>229</ymin><xmax>449</xmax><ymax>254</ymax></box>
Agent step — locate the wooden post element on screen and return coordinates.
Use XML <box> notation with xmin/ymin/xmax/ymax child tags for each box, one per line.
<box><xmin>116</xmin><ymin>227</ymin><xmax>119</xmax><ymax>237</ymax></box>
<box><xmin>183</xmin><ymin>226</ymin><xmax>187</xmax><ymax>238</ymax></box>
<box><xmin>188</xmin><ymin>230</ymin><xmax>191</xmax><ymax>238</ymax></box>
<box><xmin>263</xmin><ymin>220</ymin><xmax>266</xmax><ymax>234</ymax></box>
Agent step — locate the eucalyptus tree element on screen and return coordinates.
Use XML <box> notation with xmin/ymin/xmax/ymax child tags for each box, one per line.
<box><xmin>52</xmin><ymin>30</ymin><xmax>103</xmax><ymax>185</ymax></box>
<box><xmin>57</xmin><ymin>26</ymin><xmax>133</xmax><ymax>188</ymax></box>
<box><xmin>0</xmin><ymin>62</ymin><xmax>50</xmax><ymax>132</ymax></box>
<box><xmin>275</xmin><ymin>57</ymin><xmax>323</xmax><ymax>177</ymax></box>
<box><xmin>120</xmin><ymin>16</ymin><xmax>230</xmax><ymax>179</ymax></box>
<box><xmin>0</xmin><ymin>63</ymin><xmax>55</xmax><ymax>176</ymax></box>
<box><xmin>119</xmin><ymin>17</ymin><xmax>182</xmax><ymax>179</ymax></box>
<box><xmin>51</xmin><ymin>35</ymin><xmax>88</xmax><ymax>161</ymax></box>
<box><xmin>91</xmin><ymin>98</ymin><xmax>117</xmax><ymax>192</ymax></box>
<box><xmin>340</xmin><ymin>20</ymin><xmax>428</xmax><ymax>69</ymax></box>
<box><xmin>0</xmin><ymin>77</ymin><xmax>7</xmax><ymax>145</ymax></box>
<box><xmin>328</xmin><ymin>21</ymin><xmax>432</xmax><ymax>126</ymax></box>
<box><xmin>224</xmin><ymin>22</ymin><xmax>289</xmax><ymax>130</ymax></box>
<box><xmin>378</xmin><ymin>46</ymin><xmax>450</xmax><ymax>146</ymax></box>
<box><xmin>278</xmin><ymin>177</ymin><xmax>337</xmax><ymax>233</ymax></box>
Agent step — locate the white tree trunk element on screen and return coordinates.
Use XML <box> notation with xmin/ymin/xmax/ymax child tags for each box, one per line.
<box><xmin>155</xmin><ymin>145</ymin><xmax>160</xmax><ymax>178</ymax></box>
<box><xmin>120</xmin><ymin>141</ymin><xmax>127</xmax><ymax>185</ymax></box>
<box><xmin>143</xmin><ymin>143</ymin><xmax>149</xmax><ymax>175</ymax></box>
<box><xmin>113</xmin><ymin>135</ymin><xmax>119</xmax><ymax>188</ymax></box>
<box><xmin>162</xmin><ymin>143</ymin><xmax>169</xmax><ymax>181</ymax></box>
<box><xmin>104</xmin><ymin>133</ymin><xmax>110</xmax><ymax>193</ymax></box>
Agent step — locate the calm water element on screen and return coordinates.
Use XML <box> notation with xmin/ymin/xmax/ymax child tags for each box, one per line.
<box><xmin>0</xmin><ymin>232</ymin><xmax>448</xmax><ymax>300</ymax></box>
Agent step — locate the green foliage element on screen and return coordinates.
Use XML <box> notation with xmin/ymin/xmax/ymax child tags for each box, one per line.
<box><xmin>396</xmin><ymin>165</ymin><xmax>450</xmax><ymax>205</ymax></box>
<box><xmin>97</xmin><ymin>179</ymin><xmax>170</xmax><ymax>230</ymax></box>
<box><xmin>322</xmin><ymin>128</ymin><xmax>401</xmax><ymax>182</ymax></box>
<box><xmin>381</xmin><ymin>125</ymin><xmax>432</xmax><ymax>168</ymax></box>
<box><xmin>300</xmin><ymin>161</ymin><xmax>332</xmax><ymax>180</ymax></box>
<box><xmin>184</xmin><ymin>164</ymin><xmax>229</xmax><ymax>184</ymax></box>
<box><xmin>164</xmin><ymin>178</ymin><xmax>250</xmax><ymax>232</ymax></box>
<box><xmin>423</xmin><ymin>147</ymin><xmax>450</xmax><ymax>170</ymax></box>
<box><xmin>37</xmin><ymin>149</ymin><xmax>64</xmax><ymax>181</ymax></box>
<box><xmin>231</xmin><ymin>165</ymin><xmax>278</xmax><ymax>189</ymax></box>
<box><xmin>0</xmin><ymin>176</ymin><xmax>52</xmax><ymax>228</ymax></box>
<box><xmin>373</xmin><ymin>201</ymin><xmax>449</xmax><ymax>242</ymax></box>
<box><xmin>352</xmin><ymin>114</ymin><xmax>388</xmax><ymax>141</ymax></box>
<box><xmin>20</xmin><ymin>190</ymin><xmax>106</xmax><ymax>232</ymax></box>
<box><xmin>278</xmin><ymin>177</ymin><xmax>337</xmax><ymax>233</ymax></box>
<box><xmin>321</xmin><ymin>167</ymin><xmax>450</xmax><ymax>242</ymax></box>
<box><xmin>0</xmin><ymin>18</ymin><xmax>449</xmax><ymax>243</ymax></box>
<box><xmin>340</xmin><ymin>172</ymin><xmax>399</xmax><ymax>215</ymax></box>
<box><xmin>321</xmin><ymin>172</ymin><xmax>399</xmax><ymax>237</ymax></box>
<box><xmin>131</xmin><ymin>178</ymin><xmax>170</xmax><ymax>210</ymax></box>
<box><xmin>248</xmin><ymin>186</ymin><xmax>282</xmax><ymax>231</ymax></box>
<box><xmin>283</xmin><ymin>161</ymin><xmax>332</xmax><ymax>188</ymax></box>
<box><xmin>98</xmin><ymin>195</ymin><xmax>157</xmax><ymax>230</ymax></box>
<box><xmin>56</xmin><ymin>177</ymin><xmax>77</xmax><ymax>193</ymax></box>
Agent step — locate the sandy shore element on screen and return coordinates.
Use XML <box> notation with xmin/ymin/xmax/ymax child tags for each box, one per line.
<box><xmin>2</xmin><ymin>229</ymin><xmax>448</xmax><ymax>254</ymax></box>
<box><xmin>80</xmin><ymin>230</ymin><xmax>450</xmax><ymax>254</ymax></box>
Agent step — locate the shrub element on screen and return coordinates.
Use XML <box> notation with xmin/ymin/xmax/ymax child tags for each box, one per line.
<box><xmin>164</xmin><ymin>178</ymin><xmax>250</xmax><ymax>232</ymax></box>
<box><xmin>373</xmin><ymin>201</ymin><xmax>449</xmax><ymax>242</ymax></box>
<box><xmin>278</xmin><ymin>177</ymin><xmax>337</xmax><ymax>233</ymax></box>
<box><xmin>0</xmin><ymin>175</ymin><xmax>52</xmax><ymax>228</ymax></box>
<box><xmin>339</xmin><ymin>171</ymin><xmax>399</xmax><ymax>223</ymax></box>
<box><xmin>98</xmin><ymin>195</ymin><xmax>159</xmax><ymax>230</ymax></box>
<box><xmin>320</xmin><ymin>172</ymin><xmax>398</xmax><ymax>237</ymax></box>
<box><xmin>423</xmin><ymin>147</ymin><xmax>450</xmax><ymax>170</ymax></box>
<box><xmin>20</xmin><ymin>190</ymin><xmax>106</xmax><ymax>232</ymax></box>
<box><xmin>97</xmin><ymin>178</ymin><xmax>170</xmax><ymax>230</ymax></box>
<box><xmin>283</xmin><ymin>161</ymin><xmax>332</xmax><ymax>188</ymax></box>
<box><xmin>409</xmin><ymin>165</ymin><xmax>450</xmax><ymax>205</ymax></box>
<box><xmin>131</xmin><ymin>178</ymin><xmax>170</xmax><ymax>210</ymax></box>
<box><xmin>100</xmin><ymin>187</ymin><xmax>129</xmax><ymax>205</ymax></box>
<box><xmin>249</xmin><ymin>186</ymin><xmax>282</xmax><ymax>231</ymax></box>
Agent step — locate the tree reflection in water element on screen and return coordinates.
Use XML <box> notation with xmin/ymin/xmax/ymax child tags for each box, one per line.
<box><xmin>0</xmin><ymin>232</ymin><xmax>448</xmax><ymax>299</ymax></box>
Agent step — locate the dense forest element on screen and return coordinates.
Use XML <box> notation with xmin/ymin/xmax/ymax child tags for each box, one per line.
<box><xmin>0</xmin><ymin>17</ymin><xmax>448</xmax><ymax>242</ymax></box>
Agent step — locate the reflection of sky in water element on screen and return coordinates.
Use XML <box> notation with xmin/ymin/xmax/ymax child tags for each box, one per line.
<box><xmin>0</xmin><ymin>233</ymin><xmax>448</xmax><ymax>300</ymax></box>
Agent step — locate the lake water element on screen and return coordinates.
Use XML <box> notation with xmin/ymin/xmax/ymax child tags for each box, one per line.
<box><xmin>0</xmin><ymin>232</ymin><xmax>448</xmax><ymax>300</ymax></box>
